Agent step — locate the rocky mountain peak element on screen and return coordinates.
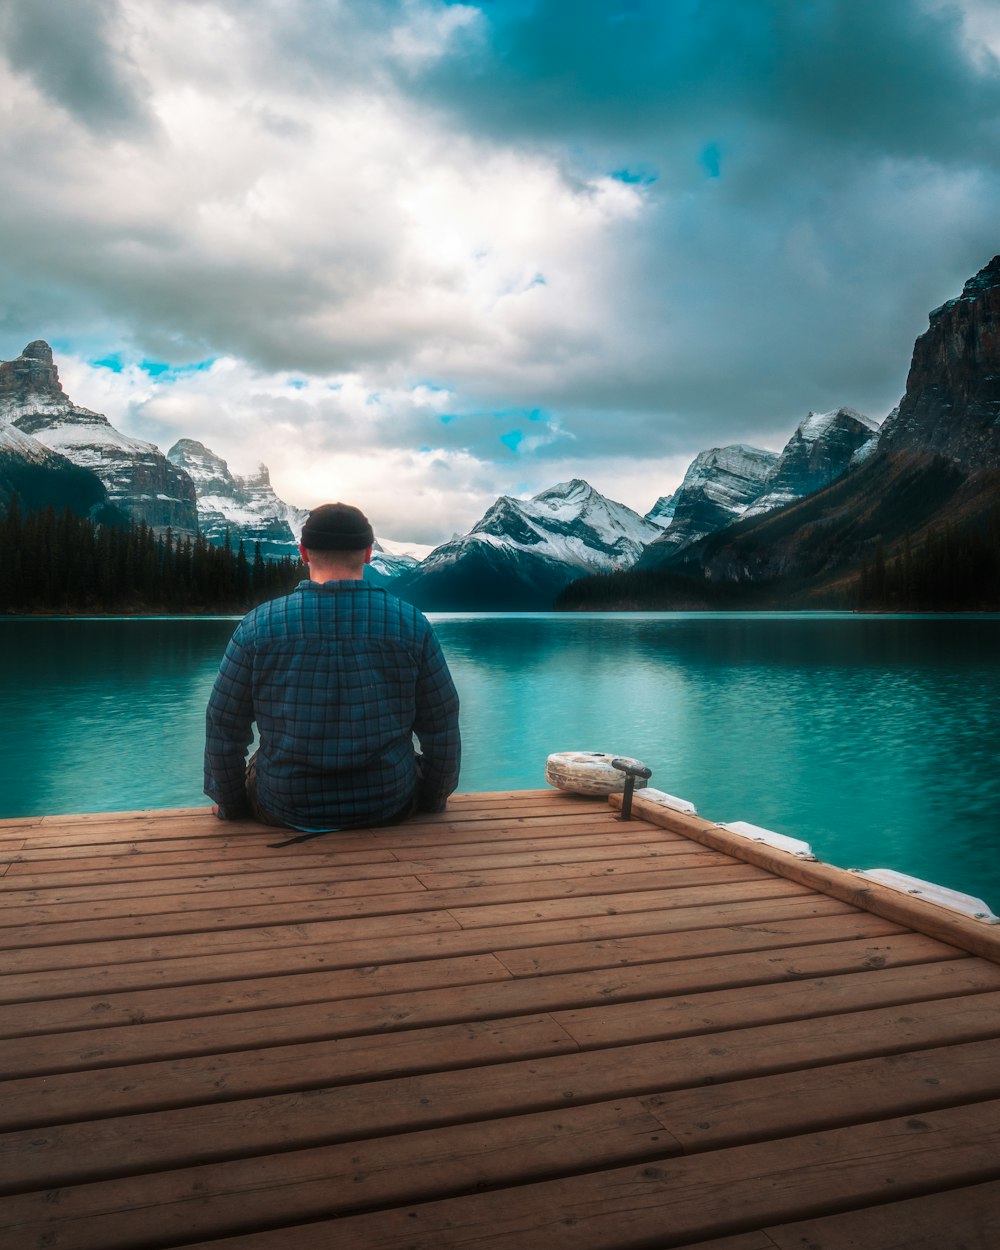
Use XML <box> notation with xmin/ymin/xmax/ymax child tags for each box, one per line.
<box><xmin>0</xmin><ymin>342</ymin><xmax>198</xmax><ymax>535</ymax></box>
<box><xmin>167</xmin><ymin>437</ymin><xmax>304</xmax><ymax>557</ymax></box>
<box><xmin>0</xmin><ymin>340</ymin><xmax>67</xmax><ymax>407</ymax></box>
<box><xmin>639</xmin><ymin>443</ymin><xmax>778</xmax><ymax>562</ymax></box>
<box><xmin>744</xmin><ymin>407</ymin><xmax>880</xmax><ymax>518</ymax></box>
<box><xmin>167</xmin><ymin>439</ymin><xmax>232</xmax><ymax>495</ymax></box>
<box><xmin>535</xmin><ymin>478</ymin><xmax>593</xmax><ymax>503</ymax></box>
<box><xmin>22</xmin><ymin>340</ymin><xmax>55</xmax><ymax>364</ymax></box>
<box><xmin>880</xmin><ymin>254</ymin><xmax>1000</xmax><ymax>468</ymax></box>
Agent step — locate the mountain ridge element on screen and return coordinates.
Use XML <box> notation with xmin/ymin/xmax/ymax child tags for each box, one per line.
<box><xmin>3</xmin><ymin>253</ymin><xmax>998</xmax><ymax>610</ymax></box>
<box><xmin>561</xmin><ymin>254</ymin><xmax>1000</xmax><ymax>610</ymax></box>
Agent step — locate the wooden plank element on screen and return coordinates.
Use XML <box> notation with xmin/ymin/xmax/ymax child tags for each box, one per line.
<box><xmin>4</xmin><ymin>993</ymin><xmax>1000</xmax><ymax>1191</ymax></box>
<box><xmin>0</xmin><ymin>812</ymin><xmax>639</xmax><ymax>863</ymax></box>
<box><xmin>0</xmin><ymin>876</ymin><xmax>812</xmax><ymax>950</ymax></box>
<box><xmin>0</xmin><ymin>872</ymin><xmax>429</xmax><ymax>925</ymax></box>
<box><xmin>761</xmin><ymin>1178</ymin><xmax>1000</xmax><ymax>1250</ymax></box>
<box><xmin>0</xmin><ymin>835</ymin><xmax>682</xmax><ymax>891</ymax></box>
<box><xmin>552</xmin><ymin>956</ymin><xmax>1000</xmax><ymax>1047</ymax></box>
<box><xmin>0</xmin><ymin>900</ymin><xmax>895</xmax><ymax>1004</ymax></box>
<box><xmin>437</xmin><ymin>877</ymin><xmax>811</xmax><ymax>929</ymax></box>
<box><xmin>0</xmin><ymin>908</ymin><xmax>464</xmax><ymax>979</ymax></box>
<box><xmin>0</xmin><ymin>934</ymin><xmax>957</xmax><ymax>1041</ymax></box>
<box><xmin>0</xmin><ymin>812</ymin><xmax>643</xmax><ymax>864</ymax></box>
<box><xmin>406</xmin><ymin>847</ymin><xmax>741</xmax><ymax>889</ymax></box>
<box><xmin>128</xmin><ymin>1100</ymin><xmax>1000</xmax><ymax>1250</ymax></box>
<box><xmin>1</xmin><ymin>792</ymin><xmax>575</xmax><ymax>837</ymax></box>
<box><xmin>642</xmin><ymin>1036</ymin><xmax>1000</xmax><ymax>1153</ymax></box>
<box><xmin>0</xmin><ymin>1013</ymin><xmax>580</xmax><ymax>1136</ymax></box>
<box><xmin>0</xmin><ymin>894</ymin><xmax>872</xmax><ymax>976</ymax></box>
<box><xmin>0</xmin><ymin>849</ymin><xmax>735</xmax><ymax>910</ymax></box>
<box><xmin>0</xmin><ymin>850</ymin><xmax>750</xmax><ymax>920</ymax></box>
<box><xmin>0</xmin><ymin>865</ymin><xmax>770</xmax><ymax>940</ymax></box>
<box><xmin>0</xmin><ymin>861</ymin><xmax>461</xmax><ymax>907</ymax></box>
<box><xmin>1</xmin><ymin>846</ymin><xmax>402</xmax><ymax>885</ymax></box>
<box><xmin>495</xmin><ymin>911</ymin><xmax>908</xmax><ymax>976</ymax></box>
<box><xmin>0</xmin><ymin>1099</ymin><xmax>676</xmax><ymax>1250</ymax></box>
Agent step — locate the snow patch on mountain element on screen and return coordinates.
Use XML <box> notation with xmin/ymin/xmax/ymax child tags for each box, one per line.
<box><xmin>743</xmin><ymin>407</ymin><xmax>881</xmax><ymax>518</ymax></box>
<box><xmin>640</xmin><ymin>445</ymin><xmax>779</xmax><ymax>562</ymax></box>
<box><xmin>645</xmin><ymin>493</ymin><xmax>676</xmax><ymax>526</ymax></box>
<box><xmin>23</xmin><ymin>408</ymin><xmax>165</xmax><ymax>466</ymax></box>
<box><xmin>0</xmin><ymin>420</ymin><xmax>64</xmax><ymax>465</ymax></box>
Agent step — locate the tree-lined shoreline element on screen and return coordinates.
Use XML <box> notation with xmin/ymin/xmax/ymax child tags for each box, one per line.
<box><xmin>0</xmin><ymin>499</ymin><xmax>302</xmax><ymax>615</ymax></box>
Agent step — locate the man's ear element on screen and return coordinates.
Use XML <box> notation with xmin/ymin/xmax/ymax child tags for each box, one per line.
<box><xmin>298</xmin><ymin>543</ymin><xmax>310</xmax><ymax>564</ymax></box>
<box><xmin>363</xmin><ymin>545</ymin><xmax>373</xmax><ymax>566</ymax></box>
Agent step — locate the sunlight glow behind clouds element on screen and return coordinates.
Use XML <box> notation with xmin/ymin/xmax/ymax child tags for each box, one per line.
<box><xmin>2</xmin><ymin>0</ymin><xmax>999</xmax><ymax>542</ymax></box>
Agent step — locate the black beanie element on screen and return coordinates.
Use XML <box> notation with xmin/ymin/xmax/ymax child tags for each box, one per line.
<box><xmin>300</xmin><ymin>503</ymin><xmax>374</xmax><ymax>551</ymax></box>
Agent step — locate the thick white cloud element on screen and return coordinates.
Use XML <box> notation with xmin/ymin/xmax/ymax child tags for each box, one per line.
<box><xmin>2</xmin><ymin>0</ymin><xmax>999</xmax><ymax>544</ymax></box>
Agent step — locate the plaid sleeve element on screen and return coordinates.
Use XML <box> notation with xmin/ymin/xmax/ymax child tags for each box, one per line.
<box><xmin>412</xmin><ymin>627</ymin><xmax>461</xmax><ymax>811</ymax></box>
<box><xmin>204</xmin><ymin>622</ymin><xmax>256</xmax><ymax>814</ymax></box>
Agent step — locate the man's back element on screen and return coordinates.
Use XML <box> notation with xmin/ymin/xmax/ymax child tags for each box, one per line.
<box><xmin>205</xmin><ymin>576</ymin><xmax>461</xmax><ymax>831</ymax></box>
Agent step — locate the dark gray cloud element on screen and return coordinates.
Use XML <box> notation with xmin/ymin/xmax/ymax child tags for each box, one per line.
<box><xmin>412</xmin><ymin>0</ymin><xmax>1000</xmax><ymax>168</ymax></box>
<box><xmin>1</xmin><ymin>0</ymin><xmax>151</xmax><ymax>133</ymax></box>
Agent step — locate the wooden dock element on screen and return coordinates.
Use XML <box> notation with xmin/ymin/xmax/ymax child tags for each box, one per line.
<box><xmin>2</xmin><ymin>787</ymin><xmax>1000</xmax><ymax>1249</ymax></box>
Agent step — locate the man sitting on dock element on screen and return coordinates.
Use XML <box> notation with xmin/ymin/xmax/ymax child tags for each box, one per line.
<box><xmin>204</xmin><ymin>502</ymin><xmax>461</xmax><ymax>835</ymax></box>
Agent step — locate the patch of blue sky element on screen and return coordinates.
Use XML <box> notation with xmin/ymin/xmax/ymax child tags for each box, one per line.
<box><xmin>500</xmin><ymin>429</ymin><xmax>524</xmax><ymax>452</ymax></box>
<box><xmin>700</xmin><ymin>142</ymin><xmax>722</xmax><ymax>178</ymax></box>
<box><xmin>97</xmin><ymin>357</ymin><xmax>217</xmax><ymax>379</ymax></box>
<box><xmin>287</xmin><ymin>378</ymin><xmax>307</xmax><ymax>390</ymax></box>
<box><xmin>611</xmin><ymin>167</ymin><xmax>657</xmax><ymax>186</ymax></box>
<box><xmin>161</xmin><ymin>358</ymin><xmax>213</xmax><ymax>377</ymax></box>
<box><xmin>439</xmin><ymin>414</ymin><xmax>456</xmax><ymax>424</ymax></box>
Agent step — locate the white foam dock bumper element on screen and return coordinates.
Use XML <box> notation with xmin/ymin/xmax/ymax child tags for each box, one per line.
<box><xmin>635</xmin><ymin>788</ymin><xmax>698</xmax><ymax>816</ymax></box>
<box><xmin>717</xmin><ymin>820</ymin><xmax>817</xmax><ymax>860</ymax></box>
<box><xmin>852</xmin><ymin>869</ymin><xmax>1000</xmax><ymax>923</ymax></box>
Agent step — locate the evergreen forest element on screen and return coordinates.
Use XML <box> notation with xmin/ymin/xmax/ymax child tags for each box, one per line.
<box><xmin>0</xmin><ymin>498</ymin><xmax>304</xmax><ymax>614</ymax></box>
<box><xmin>557</xmin><ymin>501</ymin><xmax>1000</xmax><ymax>613</ymax></box>
<box><xmin>855</xmin><ymin>508</ymin><xmax>1000</xmax><ymax>611</ymax></box>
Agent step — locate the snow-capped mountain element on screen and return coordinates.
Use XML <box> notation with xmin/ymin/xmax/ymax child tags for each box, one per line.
<box><xmin>1</xmin><ymin>341</ymin><xmax>198</xmax><ymax>535</ymax></box>
<box><xmin>391</xmin><ymin>479</ymin><xmax>666</xmax><ymax>610</ymax></box>
<box><xmin>365</xmin><ymin>541</ymin><xmax>424</xmax><ymax>585</ymax></box>
<box><xmin>645</xmin><ymin>493</ymin><xmax>676</xmax><ymax>526</ymax></box>
<box><xmin>639</xmin><ymin>445</ymin><xmax>779</xmax><ymax>564</ymax></box>
<box><xmin>0</xmin><ymin>419</ymin><xmax>116</xmax><ymax>517</ymax></box>
<box><xmin>167</xmin><ymin>439</ymin><xmax>307</xmax><ymax>558</ymax></box>
<box><xmin>167</xmin><ymin>437</ymin><xmax>428</xmax><ymax>576</ymax></box>
<box><xmin>742</xmin><ymin>407</ymin><xmax>880</xmax><ymax>518</ymax></box>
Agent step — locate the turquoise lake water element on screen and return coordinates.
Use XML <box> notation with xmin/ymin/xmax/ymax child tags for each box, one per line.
<box><xmin>1</xmin><ymin>612</ymin><xmax>998</xmax><ymax>907</ymax></box>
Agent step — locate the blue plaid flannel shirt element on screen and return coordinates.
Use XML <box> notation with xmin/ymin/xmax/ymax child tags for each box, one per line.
<box><xmin>205</xmin><ymin>579</ymin><xmax>461</xmax><ymax>829</ymax></box>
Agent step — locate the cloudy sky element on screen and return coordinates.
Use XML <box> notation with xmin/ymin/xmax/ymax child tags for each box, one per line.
<box><xmin>1</xmin><ymin>0</ymin><xmax>998</xmax><ymax>544</ymax></box>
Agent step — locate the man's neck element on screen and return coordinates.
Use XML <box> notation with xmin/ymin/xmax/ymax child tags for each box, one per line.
<box><xmin>308</xmin><ymin>565</ymin><xmax>365</xmax><ymax>583</ymax></box>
